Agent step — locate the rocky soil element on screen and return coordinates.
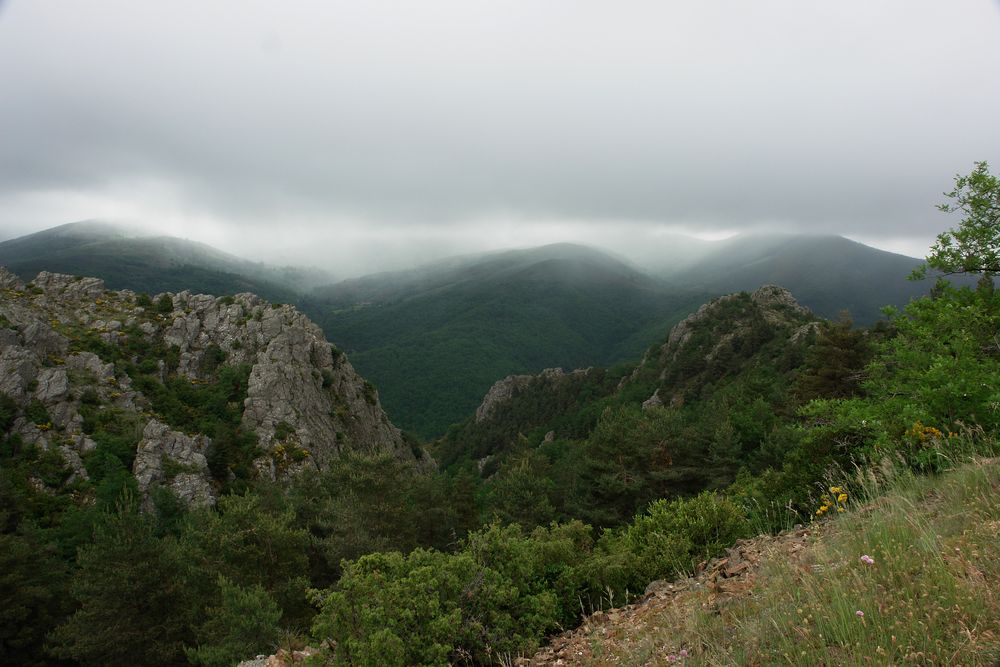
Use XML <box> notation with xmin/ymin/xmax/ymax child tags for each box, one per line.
<box><xmin>525</xmin><ymin>526</ymin><xmax>816</xmax><ymax>666</ymax></box>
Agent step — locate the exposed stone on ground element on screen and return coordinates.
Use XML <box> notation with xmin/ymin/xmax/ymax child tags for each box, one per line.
<box><xmin>477</xmin><ymin>454</ymin><xmax>495</xmax><ymax>474</ymax></box>
<box><xmin>790</xmin><ymin>320</ymin><xmax>822</xmax><ymax>344</ymax></box>
<box><xmin>0</xmin><ymin>268</ymin><xmax>24</xmax><ymax>290</ymax></box>
<box><xmin>525</xmin><ymin>526</ymin><xmax>816</xmax><ymax>666</ymax></box>
<box><xmin>32</xmin><ymin>271</ymin><xmax>106</xmax><ymax>300</ymax></box>
<box><xmin>751</xmin><ymin>284</ymin><xmax>811</xmax><ymax>322</ymax></box>
<box><xmin>237</xmin><ymin>647</ymin><xmax>320</xmax><ymax>667</ymax></box>
<box><xmin>641</xmin><ymin>388</ymin><xmax>663</xmax><ymax>411</ymax></box>
<box><xmin>476</xmin><ymin>368</ymin><xmax>564</xmax><ymax>423</ymax></box>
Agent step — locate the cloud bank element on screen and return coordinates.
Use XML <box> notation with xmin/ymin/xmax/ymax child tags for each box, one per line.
<box><xmin>1</xmin><ymin>0</ymin><xmax>998</xmax><ymax>272</ymax></box>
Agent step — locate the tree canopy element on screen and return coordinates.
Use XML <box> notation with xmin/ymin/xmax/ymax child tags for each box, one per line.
<box><xmin>914</xmin><ymin>161</ymin><xmax>1000</xmax><ymax>280</ymax></box>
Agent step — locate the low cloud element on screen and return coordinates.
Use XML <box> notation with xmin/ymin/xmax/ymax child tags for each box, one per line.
<box><xmin>1</xmin><ymin>1</ymin><xmax>998</xmax><ymax>272</ymax></box>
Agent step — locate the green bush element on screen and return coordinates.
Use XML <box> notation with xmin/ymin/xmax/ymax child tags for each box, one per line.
<box><xmin>310</xmin><ymin>521</ymin><xmax>594</xmax><ymax>666</ymax></box>
<box><xmin>155</xmin><ymin>294</ymin><xmax>174</xmax><ymax>314</ymax></box>
<box><xmin>581</xmin><ymin>492</ymin><xmax>751</xmax><ymax>606</ymax></box>
<box><xmin>24</xmin><ymin>400</ymin><xmax>51</xmax><ymax>427</ymax></box>
<box><xmin>274</xmin><ymin>421</ymin><xmax>294</xmax><ymax>441</ymax></box>
<box><xmin>625</xmin><ymin>492</ymin><xmax>750</xmax><ymax>578</ymax></box>
<box><xmin>0</xmin><ymin>393</ymin><xmax>16</xmax><ymax>433</ymax></box>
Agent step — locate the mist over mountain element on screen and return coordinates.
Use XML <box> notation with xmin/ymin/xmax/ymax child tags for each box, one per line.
<box><xmin>1</xmin><ymin>222</ymin><xmax>956</xmax><ymax>438</ymax></box>
<box><xmin>0</xmin><ymin>221</ymin><xmax>334</xmax><ymax>303</ymax></box>
<box><xmin>635</xmin><ymin>233</ymin><xmax>940</xmax><ymax>323</ymax></box>
<box><xmin>303</xmin><ymin>243</ymin><xmax>709</xmax><ymax>437</ymax></box>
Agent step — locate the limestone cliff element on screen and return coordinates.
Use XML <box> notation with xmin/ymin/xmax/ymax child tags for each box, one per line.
<box><xmin>0</xmin><ymin>267</ymin><xmax>425</xmax><ymax>509</ymax></box>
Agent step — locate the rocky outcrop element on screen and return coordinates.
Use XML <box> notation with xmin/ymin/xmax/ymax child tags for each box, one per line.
<box><xmin>641</xmin><ymin>389</ymin><xmax>664</xmax><ymax>411</ymax></box>
<box><xmin>751</xmin><ymin>284</ymin><xmax>812</xmax><ymax>325</ymax></box>
<box><xmin>31</xmin><ymin>271</ymin><xmax>107</xmax><ymax>301</ymax></box>
<box><xmin>625</xmin><ymin>285</ymin><xmax>818</xmax><ymax>399</ymax></box>
<box><xmin>0</xmin><ymin>266</ymin><xmax>426</xmax><ymax>508</ymax></box>
<box><xmin>789</xmin><ymin>321</ymin><xmax>822</xmax><ymax>344</ymax></box>
<box><xmin>475</xmin><ymin>367</ymin><xmax>589</xmax><ymax>423</ymax></box>
<box><xmin>155</xmin><ymin>289</ymin><xmax>415</xmax><ymax>477</ymax></box>
<box><xmin>132</xmin><ymin>419</ymin><xmax>215</xmax><ymax>510</ymax></box>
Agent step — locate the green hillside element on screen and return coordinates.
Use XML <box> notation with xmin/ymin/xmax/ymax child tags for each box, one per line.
<box><xmin>301</xmin><ymin>244</ymin><xmax>709</xmax><ymax>438</ymax></box>
<box><xmin>0</xmin><ymin>221</ymin><xmax>310</xmax><ymax>303</ymax></box>
<box><xmin>656</xmin><ymin>233</ymin><xmax>936</xmax><ymax>323</ymax></box>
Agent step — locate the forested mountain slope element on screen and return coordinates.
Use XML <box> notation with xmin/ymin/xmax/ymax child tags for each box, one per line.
<box><xmin>437</xmin><ymin>285</ymin><xmax>829</xmax><ymax>525</ymax></box>
<box><xmin>655</xmin><ymin>233</ymin><xmax>934</xmax><ymax>323</ymax></box>
<box><xmin>0</xmin><ymin>221</ymin><xmax>329</xmax><ymax>303</ymax></box>
<box><xmin>303</xmin><ymin>244</ymin><xmax>709</xmax><ymax>437</ymax></box>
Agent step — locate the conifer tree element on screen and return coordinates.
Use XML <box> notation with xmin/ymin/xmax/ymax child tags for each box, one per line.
<box><xmin>49</xmin><ymin>496</ymin><xmax>193</xmax><ymax>666</ymax></box>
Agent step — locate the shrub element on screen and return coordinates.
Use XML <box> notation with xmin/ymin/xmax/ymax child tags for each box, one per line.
<box><xmin>0</xmin><ymin>393</ymin><xmax>17</xmax><ymax>433</ymax></box>
<box><xmin>581</xmin><ymin>492</ymin><xmax>751</xmax><ymax>606</ymax></box>
<box><xmin>155</xmin><ymin>294</ymin><xmax>174</xmax><ymax>314</ymax></box>
<box><xmin>24</xmin><ymin>400</ymin><xmax>52</xmax><ymax>428</ymax></box>
<box><xmin>274</xmin><ymin>421</ymin><xmax>295</xmax><ymax>442</ymax></box>
<box><xmin>310</xmin><ymin>522</ymin><xmax>594</xmax><ymax>665</ymax></box>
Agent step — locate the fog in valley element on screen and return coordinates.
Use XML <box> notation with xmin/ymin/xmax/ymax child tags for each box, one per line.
<box><xmin>1</xmin><ymin>1</ymin><xmax>999</xmax><ymax>276</ymax></box>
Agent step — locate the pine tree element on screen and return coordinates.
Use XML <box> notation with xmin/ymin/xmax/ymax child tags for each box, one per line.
<box><xmin>49</xmin><ymin>496</ymin><xmax>193</xmax><ymax>666</ymax></box>
<box><xmin>185</xmin><ymin>576</ymin><xmax>282</xmax><ymax>667</ymax></box>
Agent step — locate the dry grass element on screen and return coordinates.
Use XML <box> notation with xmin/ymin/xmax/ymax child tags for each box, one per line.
<box><xmin>528</xmin><ymin>459</ymin><xmax>1000</xmax><ymax>666</ymax></box>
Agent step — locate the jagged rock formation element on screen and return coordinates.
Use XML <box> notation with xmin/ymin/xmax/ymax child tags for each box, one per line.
<box><xmin>437</xmin><ymin>365</ymin><xmax>610</xmax><ymax>469</ymax></box>
<box><xmin>157</xmin><ymin>288</ymin><xmax>415</xmax><ymax>476</ymax></box>
<box><xmin>641</xmin><ymin>388</ymin><xmax>664</xmax><ymax>411</ymax></box>
<box><xmin>628</xmin><ymin>285</ymin><xmax>817</xmax><ymax>398</ymax></box>
<box><xmin>132</xmin><ymin>419</ymin><xmax>215</xmax><ymax>510</ymax></box>
<box><xmin>475</xmin><ymin>367</ymin><xmax>589</xmax><ymax>423</ymax></box>
<box><xmin>0</xmin><ymin>267</ymin><xmax>426</xmax><ymax>509</ymax></box>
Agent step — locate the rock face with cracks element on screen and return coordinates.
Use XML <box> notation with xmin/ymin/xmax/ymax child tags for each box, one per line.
<box><xmin>0</xmin><ymin>266</ymin><xmax>427</xmax><ymax>509</ymax></box>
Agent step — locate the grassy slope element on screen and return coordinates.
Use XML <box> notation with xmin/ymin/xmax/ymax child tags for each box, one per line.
<box><xmin>548</xmin><ymin>458</ymin><xmax>1000</xmax><ymax>666</ymax></box>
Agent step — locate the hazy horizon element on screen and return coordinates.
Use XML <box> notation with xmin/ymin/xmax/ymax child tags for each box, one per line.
<box><xmin>2</xmin><ymin>1</ymin><xmax>999</xmax><ymax>275</ymax></box>
<box><xmin>0</xmin><ymin>219</ymin><xmax>930</xmax><ymax>281</ymax></box>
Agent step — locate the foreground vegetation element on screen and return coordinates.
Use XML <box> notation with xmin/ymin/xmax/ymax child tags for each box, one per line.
<box><xmin>590</xmin><ymin>457</ymin><xmax>1000</xmax><ymax>666</ymax></box>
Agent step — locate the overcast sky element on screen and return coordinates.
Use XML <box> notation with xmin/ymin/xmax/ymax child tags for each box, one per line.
<box><xmin>1</xmin><ymin>0</ymin><xmax>999</xmax><ymax>274</ymax></box>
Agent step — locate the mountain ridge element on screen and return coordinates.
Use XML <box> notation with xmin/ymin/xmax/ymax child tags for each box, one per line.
<box><xmin>0</xmin><ymin>221</ymin><xmax>334</xmax><ymax>302</ymax></box>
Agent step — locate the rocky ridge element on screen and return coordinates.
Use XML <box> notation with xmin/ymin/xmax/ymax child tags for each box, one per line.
<box><xmin>471</xmin><ymin>285</ymin><xmax>816</xmax><ymax>426</ymax></box>
<box><xmin>0</xmin><ymin>267</ymin><xmax>425</xmax><ymax>509</ymax></box>
<box><xmin>628</xmin><ymin>284</ymin><xmax>818</xmax><ymax>407</ymax></box>
<box><xmin>474</xmin><ymin>367</ymin><xmax>593</xmax><ymax>423</ymax></box>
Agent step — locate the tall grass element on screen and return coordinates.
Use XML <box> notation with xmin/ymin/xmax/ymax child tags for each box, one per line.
<box><xmin>613</xmin><ymin>454</ymin><xmax>1000</xmax><ymax>665</ymax></box>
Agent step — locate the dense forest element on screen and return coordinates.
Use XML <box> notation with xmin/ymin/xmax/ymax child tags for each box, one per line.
<box><xmin>1</xmin><ymin>164</ymin><xmax>998</xmax><ymax>665</ymax></box>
